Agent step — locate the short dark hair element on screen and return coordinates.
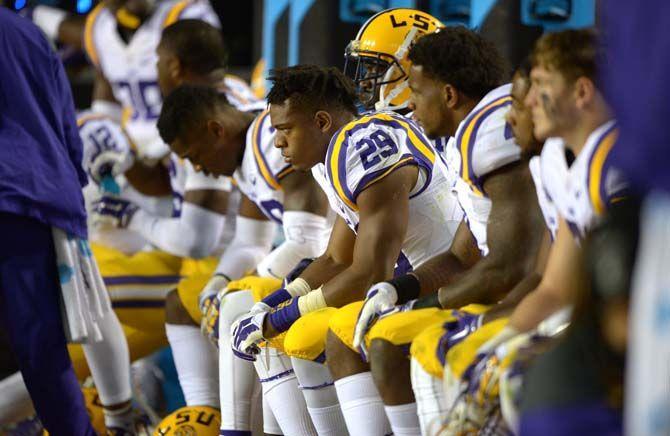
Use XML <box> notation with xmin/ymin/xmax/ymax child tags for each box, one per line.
<box><xmin>267</xmin><ymin>65</ymin><xmax>358</xmax><ymax>115</ymax></box>
<box><xmin>157</xmin><ymin>85</ymin><xmax>230</xmax><ymax>144</ymax></box>
<box><xmin>408</xmin><ymin>27</ymin><xmax>508</xmax><ymax>99</ymax></box>
<box><xmin>160</xmin><ymin>19</ymin><xmax>228</xmax><ymax>76</ymax></box>
<box><xmin>531</xmin><ymin>28</ymin><xmax>602</xmax><ymax>86</ymax></box>
<box><xmin>515</xmin><ymin>56</ymin><xmax>532</xmax><ymax>80</ymax></box>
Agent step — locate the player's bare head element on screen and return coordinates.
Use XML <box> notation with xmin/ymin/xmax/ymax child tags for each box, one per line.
<box><xmin>157</xmin><ymin>85</ymin><xmax>240</xmax><ymax>176</ymax></box>
<box><xmin>525</xmin><ymin>28</ymin><xmax>605</xmax><ymax>140</ymax></box>
<box><xmin>106</xmin><ymin>0</ymin><xmax>154</xmax><ymax>20</ymax></box>
<box><xmin>267</xmin><ymin>65</ymin><xmax>358</xmax><ymax>171</ymax></box>
<box><xmin>506</xmin><ymin>58</ymin><xmax>541</xmax><ymax>156</ymax></box>
<box><xmin>407</xmin><ymin>27</ymin><xmax>508</xmax><ymax>138</ymax></box>
<box><xmin>157</xmin><ymin>19</ymin><xmax>229</xmax><ymax>96</ymax></box>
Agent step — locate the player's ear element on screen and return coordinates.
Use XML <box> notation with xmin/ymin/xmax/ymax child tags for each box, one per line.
<box><xmin>442</xmin><ymin>84</ymin><xmax>459</xmax><ymax>109</ymax></box>
<box><xmin>574</xmin><ymin>76</ymin><xmax>596</xmax><ymax>110</ymax></box>
<box><xmin>314</xmin><ymin>110</ymin><xmax>332</xmax><ymax>132</ymax></box>
<box><xmin>207</xmin><ymin>119</ymin><xmax>225</xmax><ymax>139</ymax></box>
<box><xmin>168</xmin><ymin>57</ymin><xmax>182</xmax><ymax>82</ymax></box>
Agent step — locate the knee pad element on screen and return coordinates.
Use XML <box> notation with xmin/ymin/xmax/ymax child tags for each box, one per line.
<box><xmin>327</xmin><ymin>302</ymin><xmax>363</xmax><ymax>351</ymax></box>
<box><xmin>284</xmin><ymin>307</ymin><xmax>337</xmax><ymax>361</ymax></box>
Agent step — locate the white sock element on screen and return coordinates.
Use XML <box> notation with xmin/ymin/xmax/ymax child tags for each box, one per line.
<box><xmin>334</xmin><ymin>372</ymin><xmax>391</xmax><ymax>436</ymax></box>
<box><xmin>254</xmin><ymin>349</ymin><xmax>316</xmax><ymax>435</ymax></box>
<box><xmin>291</xmin><ymin>357</ymin><xmax>347</xmax><ymax>436</ymax></box>
<box><xmin>0</xmin><ymin>372</ymin><xmax>34</xmax><ymax>423</ymax></box>
<box><xmin>165</xmin><ymin>323</ymin><xmax>219</xmax><ymax>407</ymax></box>
<box><xmin>217</xmin><ymin>291</ymin><xmax>257</xmax><ymax>432</ymax></box>
<box><xmin>410</xmin><ymin>357</ymin><xmax>448</xmax><ymax>435</ymax></box>
<box><xmin>82</xmin><ymin>310</ymin><xmax>132</xmax><ymax>406</ymax></box>
<box><xmin>384</xmin><ymin>403</ymin><xmax>420</xmax><ymax>436</ymax></box>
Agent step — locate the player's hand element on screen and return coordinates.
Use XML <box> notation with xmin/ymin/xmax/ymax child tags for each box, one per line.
<box><xmin>91</xmin><ymin>196</ymin><xmax>139</xmax><ymax>229</ymax></box>
<box><xmin>80</xmin><ymin>118</ymin><xmax>134</xmax><ymax>187</ymax></box>
<box><xmin>199</xmin><ymin>275</ymin><xmax>230</xmax><ymax>347</ymax></box>
<box><xmin>230</xmin><ymin>310</ymin><xmax>268</xmax><ymax>361</ymax></box>
<box><xmin>436</xmin><ymin>311</ymin><xmax>483</xmax><ymax>366</ymax></box>
<box><xmin>353</xmin><ymin>282</ymin><xmax>399</xmax><ymax>358</ymax></box>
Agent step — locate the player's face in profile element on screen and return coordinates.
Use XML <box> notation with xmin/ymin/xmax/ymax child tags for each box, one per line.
<box><xmin>506</xmin><ymin>71</ymin><xmax>539</xmax><ymax>155</ymax></box>
<box><xmin>270</xmin><ymin>100</ymin><xmax>325</xmax><ymax>171</ymax></box>
<box><xmin>156</xmin><ymin>42</ymin><xmax>177</xmax><ymax>97</ymax></box>
<box><xmin>525</xmin><ymin>65</ymin><xmax>573</xmax><ymax>141</ymax></box>
<box><xmin>169</xmin><ymin>116</ymin><xmax>235</xmax><ymax>176</ymax></box>
<box><xmin>407</xmin><ymin>64</ymin><xmax>450</xmax><ymax>138</ymax></box>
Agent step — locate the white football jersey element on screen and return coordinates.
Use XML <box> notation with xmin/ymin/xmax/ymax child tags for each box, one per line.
<box><xmin>561</xmin><ymin>121</ymin><xmax>627</xmax><ymax>238</ymax></box>
<box><xmin>529</xmin><ymin>138</ymin><xmax>564</xmax><ymax>240</ymax></box>
<box><xmin>445</xmin><ymin>84</ymin><xmax>521</xmax><ymax>255</ymax></box>
<box><xmin>233</xmin><ymin>110</ymin><xmax>292</xmax><ymax>223</ymax></box>
<box><xmin>84</xmin><ymin>0</ymin><xmax>220</xmax><ymax>159</ymax></box>
<box><xmin>311</xmin><ymin>112</ymin><xmax>462</xmax><ymax>274</ymax></box>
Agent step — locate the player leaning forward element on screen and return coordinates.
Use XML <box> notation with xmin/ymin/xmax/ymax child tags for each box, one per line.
<box><xmin>156</xmin><ymin>84</ymin><xmax>332</xmax><ymax>435</ymax></box>
<box><xmin>229</xmin><ymin>65</ymin><xmax>463</xmax><ymax>435</ymax></box>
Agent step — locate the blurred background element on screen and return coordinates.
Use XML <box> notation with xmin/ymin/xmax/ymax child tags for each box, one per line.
<box><xmin>8</xmin><ymin>0</ymin><xmax>600</xmax><ymax>109</ymax></box>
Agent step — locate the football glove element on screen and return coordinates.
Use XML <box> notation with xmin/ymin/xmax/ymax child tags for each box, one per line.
<box><xmin>352</xmin><ymin>282</ymin><xmax>399</xmax><ymax>357</ymax></box>
<box><xmin>199</xmin><ymin>274</ymin><xmax>231</xmax><ymax>347</ymax></box>
<box><xmin>230</xmin><ymin>310</ymin><xmax>268</xmax><ymax>361</ymax></box>
<box><xmin>358</xmin><ymin>297</ymin><xmax>416</xmax><ymax>362</ymax></box>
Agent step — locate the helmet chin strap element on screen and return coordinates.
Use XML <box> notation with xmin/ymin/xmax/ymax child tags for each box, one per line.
<box><xmin>376</xmin><ymin>27</ymin><xmax>419</xmax><ymax>111</ymax></box>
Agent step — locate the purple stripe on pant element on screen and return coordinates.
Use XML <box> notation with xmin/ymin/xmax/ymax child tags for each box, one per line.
<box><xmin>0</xmin><ymin>212</ymin><xmax>94</xmax><ymax>435</ymax></box>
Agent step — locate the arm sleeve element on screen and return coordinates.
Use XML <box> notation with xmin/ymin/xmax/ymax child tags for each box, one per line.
<box><xmin>214</xmin><ymin>216</ymin><xmax>276</xmax><ymax>279</ymax></box>
<box><xmin>256</xmin><ymin>211</ymin><xmax>331</xmax><ymax>279</ymax></box>
<box><xmin>128</xmin><ymin>202</ymin><xmax>226</xmax><ymax>258</ymax></box>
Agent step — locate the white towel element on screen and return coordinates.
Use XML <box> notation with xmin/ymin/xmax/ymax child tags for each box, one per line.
<box><xmin>52</xmin><ymin>227</ymin><xmax>112</xmax><ymax>344</ymax></box>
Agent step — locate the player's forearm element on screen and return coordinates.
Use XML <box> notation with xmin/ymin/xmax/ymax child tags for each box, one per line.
<box><xmin>125</xmin><ymin>160</ymin><xmax>172</xmax><ymax>196</ymax></box>
<box><xmin>322</xmin><ymin>257</ymin><xmax>396</xmax><ymax>307</ymax></box>
<box><xmin>481</xmin><ymin>271</ymin><xmax>542</xmax><ymax>323</ymax></box>
<box><xmin>128</xmin><ymin>202</ymin><xmax>225</xmax><ymax>258</ymax></box>
<box><xmin>410</xmin><ymin>250</ymin><xmax>470</xmax><ymax>296</ymax></box>
<box><xmin>437</xmin><ymin>256</ymin><xmax>525</xmax><ymax>309</ymax></box>
<box><xmin>297</xmin><ymin>253</ymin><xmax>350</xmax><ymax>289</ymax></box>
<box><xmin>507</xmin><ymin>284</ymin><xmax>568</xmax><ymax>332</ymax></box>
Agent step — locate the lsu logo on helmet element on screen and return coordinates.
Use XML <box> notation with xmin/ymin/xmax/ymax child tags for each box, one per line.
<box><xmin>153</xmin><ymin>406</ymin><xmax>221</xmax><ymax>436</ymax></box>
<box><xmin>344</xmin><ymin>8</ymin><xmax>443</xmax><ymax>111</ymax></box>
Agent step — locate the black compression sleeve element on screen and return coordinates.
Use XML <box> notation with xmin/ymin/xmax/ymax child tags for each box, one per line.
<box><xmin>388</xmin><ymin>273</ymin><xmax>421</xmax><ymax>304</ymax></box>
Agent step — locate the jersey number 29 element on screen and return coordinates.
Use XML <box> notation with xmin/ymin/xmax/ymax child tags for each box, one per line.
<box><xmin>355</xmin><ymin>130</ymin><xmax>399</xmax><ymax>170</ymax></box>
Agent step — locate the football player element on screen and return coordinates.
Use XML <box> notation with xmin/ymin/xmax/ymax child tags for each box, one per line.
<box><xmin>157</xmin><ymin>84</ymin><xmax>331</xmax><ymax>435</ymax></box>
<box><xmin>449</xmin><ymin>29</ymin><xmax>628</xmax><ymax>433</ymax></box>
<box><xmin>338</xmin><ymin>28</ymin><xmax>546</xmax><ymax>434</ymax></box>
<box><xmin>229</xmin><ymin>65</ymin><xmax>463</xmax><ymax>435</ymax></box>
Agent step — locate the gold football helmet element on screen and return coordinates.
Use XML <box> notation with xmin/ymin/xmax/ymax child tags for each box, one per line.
<box><xmin>153</xmin><ymin>406</ymin><xmax>221</xmax><ymax>436</ymax></box>
<box><xmin>344</xmin><ymin>8</ymin><xmax>443</xmax><ymax>111</ymax></box>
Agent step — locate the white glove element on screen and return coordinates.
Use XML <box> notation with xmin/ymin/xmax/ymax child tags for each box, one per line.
<box><xmin>80</xmin><ymin>116</ymin><xmax>134</xmax><ymax>187</ymax></box>
<box><xmin>198</xmin><ymin>274</ymin><xmax>231</xmax><ymax>313</ymax></box>
<box><xmin>230</xmin><ymin>310</ymin><xmax>268</xmax><ymax>361</ymax></box>
<box><xmin>352</xmin><ymin>282</ymin><xmax>399</xmax><ymax>356</ymax></box>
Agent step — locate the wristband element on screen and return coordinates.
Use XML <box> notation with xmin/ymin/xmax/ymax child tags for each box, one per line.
<box><xmin>388</xmin><ymin>273</ymin><xmax>421</xmax><ymax>304</ymax></box>
<box><xmin>286</xmin><ymin>278</ymin><xmax>311</xmax><ymax>297</ymax></box>
<box><xmin>297</xmin><ymin>288</ymin><xmax>327</xmax><ymax>314</ymax></box>
<box><xmin>261</xmin><ymin>288</ymin><xmax>292</xmax><ymax>307</ymax></box>
<box><xmin>267</xmin><ymin>298</ymin><xmax>301</xmax><ymax>333</ymax></box>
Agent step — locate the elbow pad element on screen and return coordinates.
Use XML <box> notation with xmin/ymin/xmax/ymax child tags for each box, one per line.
<box><xmin>256</xmin><ymin>211</ymin><xmax>330</xmax><ymax>279</ymax></box>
